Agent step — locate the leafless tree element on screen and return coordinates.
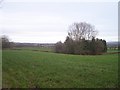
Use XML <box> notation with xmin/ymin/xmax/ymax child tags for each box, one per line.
<box><xmin>1</xmin><ymin>35</ymin><xmax>14</xmax><ymax>49</ymax></box>
<box><xmin>68</xmin><ymin>22</ymin><xmax>98</xmax><ymax>41</ymax></box>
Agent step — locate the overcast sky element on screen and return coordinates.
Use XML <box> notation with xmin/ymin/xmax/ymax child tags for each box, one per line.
<box><xmin>0</xmin><ymin>0</ymin><xmax>119</xmax><ymax>43</ymax></box>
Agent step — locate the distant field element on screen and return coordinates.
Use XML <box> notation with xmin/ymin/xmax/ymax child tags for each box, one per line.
<box><xmin>107</xmin><ymin>49</ymin><xmax>119</xmax><ymax>53</ymax></box>
<box><xmin>2</xmin><ymin>48</ymin><xmax>118</xmax><ymax>88</ymax></box>
<box><xmin>13</xmin><ymin>46</ymin><xmax>120</xmax><ymax>53</ymax></box>
<box><xmin>12</xmin><ymin>47</ymin><xmax>53</xmax><ymax>52</ymax></box>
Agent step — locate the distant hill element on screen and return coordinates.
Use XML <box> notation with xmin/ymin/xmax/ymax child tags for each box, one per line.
<box><xmin>107</xmin><ymin>41</ymin><xmax>119</xmax><ymax>48</ymax></box>
<box><xmin>13</xmin><ymin>42</ymin><xmax>119</xmax><ymax>48</ymax></box>
<box><xmin>14</xmin><ymin>42</ymin><xmax>55</xmax><ymax>47</ymax></box>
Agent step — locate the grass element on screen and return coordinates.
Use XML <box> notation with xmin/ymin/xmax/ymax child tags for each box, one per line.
<box><xmin>12</xmin><ymin>47</ymin><xmax>53</xmax><ymax>52</ymax></box>
<box><xmin>2</xmin><ymin>49</ymin><xmax>118</xmax><ymax>88</ymax></box>
<box><xmin>107</xmin><ymin>48</ymin><xmax>119</xmax><ymax>53</ymax></box>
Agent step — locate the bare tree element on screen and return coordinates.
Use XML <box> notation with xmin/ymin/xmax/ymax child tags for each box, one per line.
<box><xmin>2</xmin><ymin>35</ymin><xmax>10</xmax><ymax>49</ymax></box>
<box><xmin>1</xmin><ymin>35</ymin><xmax>14</xmax><ymax>49</ymax></box>
<box><xmin>68</xmin><ymin>22</ymin><xmax>98</xmax><ymax>41</ymax></box>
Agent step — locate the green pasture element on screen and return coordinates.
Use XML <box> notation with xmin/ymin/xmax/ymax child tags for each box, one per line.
<box><xmin>12</xmin><ymin>47</ymin><xmax>53</xmax><ymax>52</ymax></box>
<box><xmin>2</xmin><ymin>49</ymin><xmax>118</xmax><ymax>88</ymax></box>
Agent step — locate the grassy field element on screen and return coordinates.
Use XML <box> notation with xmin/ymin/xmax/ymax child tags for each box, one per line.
<box><xmin>2</xmin><ymin>48</ymin><xmax>118</xmax><ymax>88</ymax></box>
<box><xmin>12</xmin><ymin>47</ymin><xmax>53</xmax><ymax>52</ymax></box>
<box><xmin>107</xmin><ymin>49</ymin><xmax>119</xmax><ymax>53</ymax></box>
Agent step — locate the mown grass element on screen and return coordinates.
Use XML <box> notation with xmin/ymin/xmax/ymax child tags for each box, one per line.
<box><xmin>2</xmin><ymin>49</ymin><xmax>118</xmax><ymax>88</ymax></box>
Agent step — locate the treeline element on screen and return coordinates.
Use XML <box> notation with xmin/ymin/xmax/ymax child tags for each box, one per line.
<box><xmin>55</xmin><ymin>22</ymin><xmax>107</xmax><ymax>55</ymax></box>
<box><xmin>55</xmin><ymin>37</ymin><xmax>107</xmax><ymax>55</ymax></box>
<box><xmin>1</xmin><ymin>35</ymin><xmax>55</xmax><ymax>49</ymax></box>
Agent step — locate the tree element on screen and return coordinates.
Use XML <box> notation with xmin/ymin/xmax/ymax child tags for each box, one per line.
<box><xmin>95</xmin><ymin>39</ymin><xmax>104</xmax><ymax>54</ymax></box>
<box><xmin>55</xmin><ymin>22</ymin><xmax>107</xmax><ymax>55</ymax></box>
<box><xmin>90</xmin><ymin>37</ymin><xmax>96</xmax><ymax>54</ymax></box>
<box><xmin>64</xmin><ymin>36</ymin><xmax>74</xmax><ymax>54</ymax></box>
<box><xmin>81</xmin><ymin>38</ymin><xmax>90</xmax><ymax>54</ymax></box>
<box><xmin>68</xmin><ymin>22</ymin><xmax>98</xmax><ymax>41</ymax></box>
<box><xmin>54</xmin><ymin>41</ymin><xmax>64</xmax><ymax>53</ymax></box>
<box><xmin>2</xmin><ymin>35</ymin><xmax>10</xmax><ymax>49</ymax></box>
<box><xmin>74</xmin><ymin>40</ymin><xmax>83</xmax><ymax>54</ymax></box>
<box><xmin>102</xmin><ymin>40</ymin><xmax>107</xmax><ymax>52</ymax></box>
<box><xmin>1</xmin><ymin>35</ymin><xmax>13</xmax><ymax>49</ymax></box>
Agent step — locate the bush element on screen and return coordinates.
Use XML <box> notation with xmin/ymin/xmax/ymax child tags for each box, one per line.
<box><xmin>54</xmin><ymin>41</ymin><xmax>65</xmax><ymax>53</ymax></box>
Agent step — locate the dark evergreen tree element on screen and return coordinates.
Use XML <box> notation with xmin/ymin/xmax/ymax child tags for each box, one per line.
<box><xmin>64</xmin><ymin>36</ymin><xmax>74</xmax><ymax>54</ymax></box>
<box><xmin>102</xmin><ymin>40</ymin><xmax>107</xmax><ymax>52</ymax></box>
<box><xmin>95</xmin><ymin>39</ymin><xmax>104</xmax><ymax>54</ymax></box>
<box><xmin>90</xmin><ymin>37</ymin><xmax>96</xmax><ymax>54</ymax></box>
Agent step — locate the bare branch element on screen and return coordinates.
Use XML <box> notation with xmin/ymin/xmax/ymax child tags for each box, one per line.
<box><xmin>68</xmin><ymin>22</ymin><xmax>98</xmax><ymax>41</ymax></box>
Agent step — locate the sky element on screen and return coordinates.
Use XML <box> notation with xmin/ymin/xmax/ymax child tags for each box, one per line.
<box><xmin>0</xmin><ymin>0</ymin><xmax>119</xmax><ymax>43</ymax></box>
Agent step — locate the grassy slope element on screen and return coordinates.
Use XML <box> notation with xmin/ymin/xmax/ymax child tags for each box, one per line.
<box><xmin>2</xmin><ymin>49</ymin><xmax>118</xmax><ymax>88</ymax></box>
